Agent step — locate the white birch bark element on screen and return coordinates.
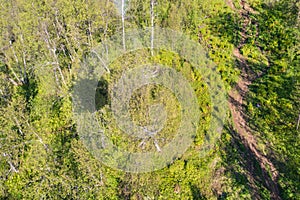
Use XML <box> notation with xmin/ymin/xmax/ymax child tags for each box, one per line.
<box><xmin>122</xmin><ymin>0</ymin><xmax>126</xmax><ymax>50</ymax></box>
<box><xmin>150</xmin><ymin>0</ymin><xmax>155</xmax><ymax>56</ymax></box>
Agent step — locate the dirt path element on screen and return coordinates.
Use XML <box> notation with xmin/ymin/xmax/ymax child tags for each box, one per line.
<box><xmin>226</xmin><ymin>0</ymin><xmax>281</xmax><ymax>199</ymax></box>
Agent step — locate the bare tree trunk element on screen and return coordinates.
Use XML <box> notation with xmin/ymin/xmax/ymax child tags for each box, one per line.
<box><xmin>2</xmin><ymin>153</ymin><xmax>18</xmax><ymax>173</ymax></box>
<box><xmin>88</xmin><ymin>20</ymin><xmax>93</xmax><ymax>46</ymax></box>
<box><xmin>297</xmin><ymin>113</ymin><xmax>300</xmax><ymax>130</ymax></box>
<box><xmin>122</xmin><ymin>0</ymin><xmax>126</xmax><ymax>50</ymax></box>
<box><xmin>43</xmin><ymin>25</ymin><xmax>66</xmax><ymax>86</ymax></box>
<box><xmin>9</xmin><ymin>47</ymin><xmax>23</xmax><ymax>84</ymax></box>
<box><xmin>19</xmin><ymin>33</ymin><xmax>27</xmax><ymax>83</ymax></box>
<box><xmin>150</xmin><ymin>0</ymin><xmax>155</xmax><ymax>56</ymax></box>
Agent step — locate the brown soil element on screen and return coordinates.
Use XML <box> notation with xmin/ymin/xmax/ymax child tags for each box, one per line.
<box><xmin>226</xmin><ymin>0</ymin><xmax>281</xmax><ymax>199</ymax></box>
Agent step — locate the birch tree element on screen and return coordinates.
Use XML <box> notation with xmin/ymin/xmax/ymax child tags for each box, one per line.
<box><xmin>122</xmin><ymin>0</ymin><xmax>126</xmax><ymax>50</ymax></box>
<box><xmin>150</xmin><ymin>0</ymin><xmax>155</xmax><ymax>55</ymax></box>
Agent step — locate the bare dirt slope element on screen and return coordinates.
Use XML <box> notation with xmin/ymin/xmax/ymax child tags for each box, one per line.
<box><xmin>226</xmin><ymin>0</ymin><xmax>281</xmax><ymax>199</ymax></box>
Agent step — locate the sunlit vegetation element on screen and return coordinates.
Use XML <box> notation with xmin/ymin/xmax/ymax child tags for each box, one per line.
<box><xmin>0</xmin><ymin>0</ymin><xmax>299</xmax><ymax>199</ymax></box>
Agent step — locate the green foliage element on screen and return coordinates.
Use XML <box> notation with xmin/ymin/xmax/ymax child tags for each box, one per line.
<box><xmin>244</xmin><ymin>0</ymin><xmax>300</xmax><ymax>199</ymax></box>
<box><xmin>0</xmin><ymin>0</ymin><xmax>299</xmax><ymax>199</ymax></box>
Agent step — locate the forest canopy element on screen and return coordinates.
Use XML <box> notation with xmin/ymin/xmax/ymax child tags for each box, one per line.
<box><xmin>0</xmin><ymin>0</ymin><xmax>299</xmax><ymax>199</ymax></box>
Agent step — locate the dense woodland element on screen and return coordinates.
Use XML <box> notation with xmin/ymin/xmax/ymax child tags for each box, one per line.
<box><xmin>0</xmin><ymin>0</ymin><xmax>299</xmax><ymax>199</ymax></box>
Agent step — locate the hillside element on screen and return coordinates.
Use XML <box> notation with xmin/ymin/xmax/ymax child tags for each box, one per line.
<box><xmin>0</xmin><ymin>0</ymin><xmax>299</xmax><ymax>199</ymax></box>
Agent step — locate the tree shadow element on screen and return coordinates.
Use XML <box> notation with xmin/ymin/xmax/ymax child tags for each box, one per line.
<box><xmin>190</xmin><ymin>184</ymin><xmax>206</xmax><ymax>200</ymax></box>
<box><xmin>221</xmin><ymin>124</ymin><xmax>274</xmax><ymax>199</ymax></box>
<box><xmin>246</xmin><ymin>73</ymin><xmax>300</xmax><ymax>199</ymax></box>
<box><xmin>95</xmin><ymin>77</ymin><xmax>109</xmax><ymax>110</ymax></box>
<box><xmin>213</xmin><ymin>0</ymin><xmax>299</xmax><ymax>198</ymax></box>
